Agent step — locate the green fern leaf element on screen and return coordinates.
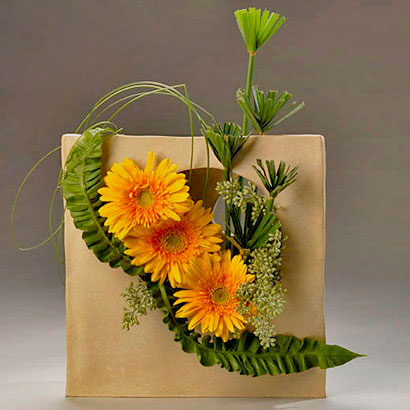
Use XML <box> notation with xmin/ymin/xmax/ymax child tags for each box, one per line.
<box><xmin>154</xmin><ymin>282</ymin><xmax>364</xmax><ymax>377</ymax></box>
<box><xmin>62</xmin><ymin>127</ymin><xmax>143</xmax><ymax>276</ymax></box>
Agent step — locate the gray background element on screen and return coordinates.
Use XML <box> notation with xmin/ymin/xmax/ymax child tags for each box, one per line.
<box><xmin>1</xmin><ymin>0</ymin><xmax>409</xmax><ymax>409</ymax></box>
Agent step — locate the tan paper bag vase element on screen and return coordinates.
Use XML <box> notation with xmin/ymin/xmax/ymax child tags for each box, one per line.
<box><xmin>62</xmin><ymin>134</ymin><xmax>326</xmax><ymax>398</ymax></box>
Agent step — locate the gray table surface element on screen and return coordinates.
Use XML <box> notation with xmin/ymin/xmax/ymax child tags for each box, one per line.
<box><xmin>1</xmin><ymin>273</ymin><xmax>409</xmax><ymax>410</ymax></box>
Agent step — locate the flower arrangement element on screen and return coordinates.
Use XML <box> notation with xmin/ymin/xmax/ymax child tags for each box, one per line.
<box><xmin>12</xmin><ymin>7</ymin><xmax>363</xmax><ymax>379</ymax></box>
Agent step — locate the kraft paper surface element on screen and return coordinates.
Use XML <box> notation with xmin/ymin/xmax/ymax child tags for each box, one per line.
<box><xmin>62</xmin><ymin>134</ymin><xmax>326</xmax><ymax>397</ymax></box>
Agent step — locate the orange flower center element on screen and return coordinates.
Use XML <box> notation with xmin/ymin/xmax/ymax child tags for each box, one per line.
<box><xmin>211</xmin><ymin>287</ymin><xmax>230</xmax><ymax>305</ymax></box>
<box><xmin>160</xmin><ymin>229</ymin><xmax>188</xmax><ymax>254</ymax></box>
<box><xmin>136</xmin><ymin>189</ymin><xmax>155</xmax><ymax>207</ymax></box>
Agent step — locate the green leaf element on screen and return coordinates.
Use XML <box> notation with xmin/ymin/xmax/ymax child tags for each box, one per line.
<box><xmin>273</xmin><ymin>101</ymin><xmax>306</xmax><ymax>127</ymax></box>
<box><xmin>236</xmin><ymin>89</ymin><xmax>263</xmax><ymax>134</ymax></box>
<box><xmin>237</xmin><ymin>86</ymin><xmax>305</xmax><ymax>134</ymax></box>
<box><xmin>154</xmin><ymin>283</ymin><xmax>364</xmax><ymax>377</ymax></box>
<box><xmin>253</xmin><ymin>159</ymin><xmax>299</xmax><ymax>199</ymax></box>
<box><xmin>228</xmin><ymin>196</ymin><xmax>279</xmax><ymax>251</ymax></box>
<box><xmin>62</xmin><ymin>127</ymin><xmax>144</xmax><ymax>276</ymax></box>
<box><xmin>235</xmin><ymin>7</ymin><xmax>286</xmax><ymax>53</ymax></box>
<box><xmin>201</xmin><ymin>122</ymin><xmax>249</xmax><ymax>170</ymax></box>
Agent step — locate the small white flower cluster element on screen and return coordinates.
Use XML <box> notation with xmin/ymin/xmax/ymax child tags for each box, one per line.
<box><xmin>247</xmin><ymin>231</ymin><xmax>283</xmax><ymax>281</ymax></box>
<box><xmin>216</xmin><ymin>179</ymin><xmax>267</xmax><ymax>221</ymax></box>
<box><xmin>121</xmin><ymin>281</ymin><xmax>157</xmax><ymax>330</ymax></box>
<box><xmin>236</xmin><ymin>229</ymin><xmax>287</xmax><ymax>349</ymax></box>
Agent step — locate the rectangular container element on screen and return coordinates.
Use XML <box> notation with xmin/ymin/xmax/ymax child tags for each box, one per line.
<box><xmin>62</xmin><ymin>134</ymin><xmax>326</xmax><ymax>397</ymax></box>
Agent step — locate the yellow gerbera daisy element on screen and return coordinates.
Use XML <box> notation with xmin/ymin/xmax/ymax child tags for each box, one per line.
<box><xmin>123</xmin><ymin>200</ymin><xmax>223</xmax><ymax>287</ymax></box>
<box><xmin>98</xmin><ymin>152</ymin><xmax>191</xmax><ymax>238</ymax></box>
<box><xmin>173</xmin><ymin>251</ymin><xmax>254</xmax><ymax>342</ymax></box>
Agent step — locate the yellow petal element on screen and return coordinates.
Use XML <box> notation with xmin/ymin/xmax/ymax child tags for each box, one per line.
<box><xmin>187</xmin><ymin>311</ymin><xmax>205</xmax><ymax>330</ymax></box>
<box><xmin>144</xmin><ymin>151</ymin><xmax>155</xmax><ymax>174</ymax></box>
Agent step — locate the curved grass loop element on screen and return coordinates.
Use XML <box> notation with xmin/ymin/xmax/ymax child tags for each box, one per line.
<box><xmin>10</xmin><ymin>81</ymin><xmax>216</xmax><ymax>274</ymax></box>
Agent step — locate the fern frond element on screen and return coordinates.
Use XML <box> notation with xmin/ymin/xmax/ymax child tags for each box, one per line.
<box><xmin>62</xmin><ymin>127</ymin><xmax>144</xmax><ymax>276</ymax></box>
<box><xmin>153</xmin><ymin>282</ymin><xmax>364</xmax><ymax>377</ymax></box>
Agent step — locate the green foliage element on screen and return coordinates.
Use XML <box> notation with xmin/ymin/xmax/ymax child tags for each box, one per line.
<box><xmin>235</xmin><ymin>8</ymin><xmax>286</xmax><ymax>54</ymax></box>
<box><xmin>61</xmin><ymin>127</ymin><xmax>144</xmax><ymax>276</ymax></box>
<box><xmin>217</xmin><ymin>177</ymin><xmax>289</xmax><ymax>348</ymax></box>
<box><xmin>230</xmin><ymin>197</ymin><xmax>280</xmax><ymax>252</ymax></box>
<box><xmin>235</xmin><ymin>7</ymin><xmax>286</xmax><ymax>133</ymax></box>
<box><xmin>237</xmin><ymin>87</ymin><xmax>305</xmax><ymax>134</ymax></box>
<box><xmin>154</xmin><ymin>282</ymin><xmax>363</xmax><ymax>377</ymax></box>
<box><xmin>253</xmin><ymin>159</ymin><xmax>299</xmax><ymax>199</ymax></box>
<box><xmin>122</xmin><ymin>281</ymin><xmax>157</xmax><ymax>330</ymax></box>
<box><xmin>202</xmin><ymin>122</ymin><xmax>248</xmax><ymax>171</ymax></box>
<box><xmin>216</xmin><ymin>178</ymin><xmax>267</xmax><ymax>222</ymax></box>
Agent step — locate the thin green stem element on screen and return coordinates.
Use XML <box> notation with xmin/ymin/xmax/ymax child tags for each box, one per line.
<box><xmin>242</xmin><ymin>53</ymin><xmax>256</xmax><ymax>134</ymax></box>
<box><xmin>48</xmin><ymin>170</ymin><xmax>65</xmax><ymax>285</ymax></box>
<box><xmin>202</xmin><ymin>137</ymin><xmax>210</xmax><ymax>204</ymax></box>
<box><xmin>158</xmin><ymin>283</ymin><xmax>186</xmax><ymax>340</ymax></box>
<box><xmin>77</xmin><ymin>83</ymin><xmax>184</xmax><ymax>132</ymax></box>
<box><xmin>183</xmin><ymin>85</ymin><xmax>195</xmax><ymax>184</ymax></box>
<box><xmin>88</xmin><ymin>93</ymin><xmax>157</xmax><ymax>127</ymax></box>
<box><xmin>158</xmin><ymin>284</ymin><xmax>176</xmax><ymax>320</ymax></box>
<box><xmin>223</xmin><ymin>166</ymin><xmax>232</xmax><ymax>250</ymax></box>
<box><xmin>10</xmin><ymin>146</ymin><xmax>63</xmax><ymax>251</ymax></box>
<box><xmin>55</xmin><ymin>216</ymin><xmax>65</xmax><ymax>285</ymax></box>
<box><xmin>77</xmin><ymin>82</ymin><xmax>216</xmax><ymax>134</ymax></box>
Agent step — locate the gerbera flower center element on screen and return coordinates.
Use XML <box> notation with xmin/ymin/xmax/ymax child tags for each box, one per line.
<box><xmin>211</xmin><ymin>287</ymin><xmax>230</xmax><ymax>305</ymax></box>
<box><xmin>136</xmin><ymin>189</ymin><xmax>154</xmax><ymax>207</ymax></box>
<box><xmin>160</xmin><ymin>229</ymin><xmax>188</xmax><ymax>254</ymax></box>
<box><xmin>166</xmin><ymin>234</ymin><xmax>181</xmax><ymax>247</ymax></box>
